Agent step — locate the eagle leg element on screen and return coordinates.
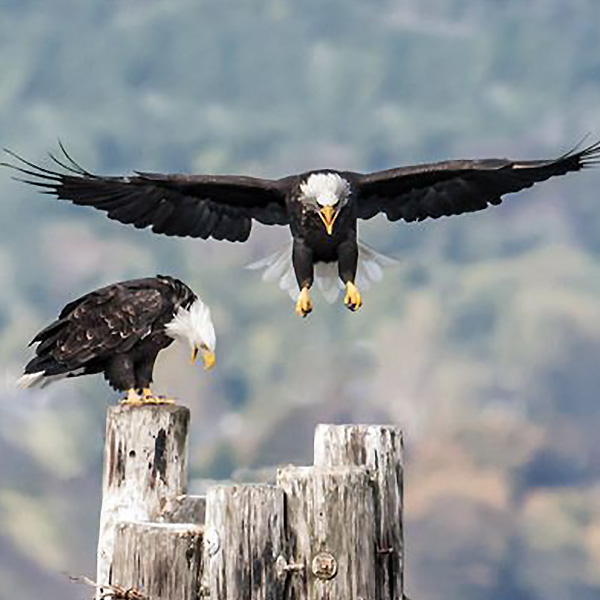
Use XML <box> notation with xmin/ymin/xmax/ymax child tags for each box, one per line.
<box><xmin>344</xmin><ymin>282</ymin><xmax>362</xmax><ymax>312</ymax></box>
<box><xmin>140</xmin><ymin>388</ymin><xmax>176</xmax><ymax>405</ymax></box>
<box><xmin>295</xmin><ymin>286</ymin><xmax>313</xmax><ymax>317</ymax></box>
<box><xmin>119</xmin><ymin>388</ymin><xmax>145</xmax><ymax>406</ymax></box>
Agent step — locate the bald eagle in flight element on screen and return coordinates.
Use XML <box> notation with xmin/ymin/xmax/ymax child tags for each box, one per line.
<box><xmin>4</xmin><ymin>141</ymin><xmax>600</xmax><ymax>316</ymax></box>
<box><xmin>17</xmin><ymin>275</ymin><xmax>216</xmax><ymax>404</ymax></box>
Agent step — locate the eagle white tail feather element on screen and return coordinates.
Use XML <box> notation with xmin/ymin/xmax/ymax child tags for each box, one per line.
<box><xmin>314</xmin><ymin>261</ymin><xmax>340</xmax><ymax>303</ymax></box>
<box><xmin>355</xmin><ymin>241</ymin><xmax>399</xmax><ymax>291</ymax></box>
<box><xmin>247</xmin><ymin>240</ymin><xmax>398</xmax><ymax>303</ymax></box>
<box><xmin>17</xmin><ymin>370</ymin><xmax>82</xmax><ymax>390</ymax></box>
<box><xmin>16</xmin><ymin>372</ymin><xmax>46</xmax><ymax>389</ymax></box>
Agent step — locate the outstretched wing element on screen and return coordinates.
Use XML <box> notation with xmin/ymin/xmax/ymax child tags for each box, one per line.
<box><xmin>32</xmin><ymin>284</ymin><xmax>166</xmax><ymax>368</ymax></box>
<box><xmin>2</xmin><ymin>145</ymin><xmax>290</xmax><ymax>242</ymax></box>
<box><xmin>356</xmin><ymin>141</ymin><xmax>600</xmax><ymax>222</ymax></box>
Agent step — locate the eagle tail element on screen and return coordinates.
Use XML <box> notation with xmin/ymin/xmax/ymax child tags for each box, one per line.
<box><xmin>247</xmin><ymin>240</ymin><xmax>398</xmax><ymax>303</ymax></box>
<box><xmin>17</xmin><ymin>353</ymin><xmax>86</xmax><ymax>389</ymax></box>
<box><xmin>16</xmin><ymin>372</ymin><xmax>46</xmax><ymax>389</ymax></box>
<box><xmin>314</xmin><ymin>261</ymin><xmax>340</xmax><ymax>303</ymax></box>
<box><xmin>355</xmin><ymin>240</ymin><xmax>399</xmax><ymax>292</ymax></box>
<box><xmin>17</xmin><ymin>369</ymin><xmax>85</xmax><ymax>390</ymax></box>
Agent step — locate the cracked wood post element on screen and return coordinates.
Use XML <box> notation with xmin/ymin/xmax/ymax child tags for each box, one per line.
<box><xmin>314</xmin><ymin>424</ymin><xmax>404</xmax><ymax>600</ymax></box>
<box><xmin>160</xmin><ymin>494</ymin><xmax>206</xmax><ymax>525</ymax></box>
<box><xmin>277</xmin><ymin>465</ymin><xmax>377</xmax><ymax>600</ymax></box>
<box><xmin>203</xmin><ymin>484</ymin><xmax>287</xmax><ymax>600</ymax></box>
<box><xmin>112</xmin><ymin>522</ymin><xmax>203</xmax><ymax>600</ymax></box>
<box><xmin>96</xmin><ymin>404</ymin><xmax>189</xmax><ymax>592</ymax></box>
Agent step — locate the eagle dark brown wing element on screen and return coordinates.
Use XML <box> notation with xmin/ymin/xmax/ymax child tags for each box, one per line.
<box><xmin>355</xmin><ymin>141</ymin><xmax>600</xmax><ymax>222</ymax></box>
<box><xmin>2</xmin><ymin>146</ymin><xmax>290</xmax><ymax>242</ymax></box>
<box><xmin>32</xmin><ymin>283</ymin><xmax>166</xmax><ymax>369</ymax></box>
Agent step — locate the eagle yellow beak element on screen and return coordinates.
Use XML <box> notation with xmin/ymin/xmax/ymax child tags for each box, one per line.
<box><xmin>191</xmin><ymin>347</ymin><xmax>216</xmax><ymax>371</ymax></box>
<box><xmin>202</xmin><ymin>349</ymin><xmax>216</xmax><ymax>371</ymax></box>
<box><xmin>319</xmin><ymin>205</ymin><xmax>338</xmax><ymax>235</ymax></box>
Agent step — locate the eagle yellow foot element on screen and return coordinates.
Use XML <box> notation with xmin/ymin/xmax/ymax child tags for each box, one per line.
<box><xmin>119</xmin><ymin>388</ymin><xmax>144</xmax><ymax>406</ymax></box>
<box><xmin>141</xmin><ymin>388</ymin><xmax>176</xmax><ymax>405</ymax></box>
<box><xmin>295</xmin><ymin>287</ymin><xmax>313</xmax><ymax>317</ymax></box>
<box><xmin>344</xmin><ymin>282</ymin><xmax>363</xmax><ymax>312</ymax></box>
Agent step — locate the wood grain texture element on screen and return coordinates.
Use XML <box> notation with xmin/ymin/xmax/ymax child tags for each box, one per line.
<box><xmin>314</xmin><ymin>424</ymin><xmax>404</xmax><ymax>600</ymax></box>
<box><xmin>97</xmin><ymin>405</ymin><xmax>189</xmax><ymax>589</ymax></box>
<box><xmin>278</xmin><ymin>466</ymin><xmax>377</xmax><ymax>600</ymax></box>
<box><xmin>97</xmin><ymin>412</ymin><xmax>405</xmax><ymax>600</ymax></box>
<box><xmin>203</xmin><ymin>485</ymin><xmax>287</xmax><ymax>600</ymax></box>
<box><xmin>160</xmin><ymin>494</ymin><xmax>206</xmax><ymax>525</ymax></box>
<box><xmin>112</xmin><ymin>522</ymin><xmax>203</xmax><ymax>600</ymax></box>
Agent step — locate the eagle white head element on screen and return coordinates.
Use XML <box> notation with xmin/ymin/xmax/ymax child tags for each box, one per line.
<box><xmin>165</xmin><ymin>297</ymin><xmax>216</xmax><ymax>370</ymax></box>
<box><xmin>299</xmin><ymin>172</ymin><xmax>351</xmax><ymax>235</ymax></box>
<box><xmin>300</xmin><ymin>172</ymin><xmax>351</xmax><ymax>206</ymax></box>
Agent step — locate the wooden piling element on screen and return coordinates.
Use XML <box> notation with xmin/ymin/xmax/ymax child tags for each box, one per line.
<box><xmin>112</xmin><ymin>522</ymin><xmax>203</xmax><ymax>600</ymax></box>
<box><xmin>97</xmin><ymin>405</ymin><xmax>190</xmax><ymax>590</ymax></box>
<box><xmin>314</xmin><ymin>424</ymin><xmax>404</xmax><ymax>600</ymax></box>
<box><xmin>160</xmin><ymin>494</ymin><xmax>206</xmax><ymax>525</ymax></box>
<box><xmin>203</xmin><ymin>484</ymin><xmax>287</xmax><ymax>600</ymax></box>
<box><xmin>278</xmin><ymin>465</ymin><xmax>377</xmax><ymax>600</ymax></box>
<box><xmin>98</xmin><ymin>408</ymin><xmax>405</xmax><ymax>600</ymax></box>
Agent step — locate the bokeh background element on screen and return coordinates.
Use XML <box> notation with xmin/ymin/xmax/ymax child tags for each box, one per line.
<box><xmin>2</xmin><ymin>1</ymin><xmax>600</xmax><ymax>599</ymax></box>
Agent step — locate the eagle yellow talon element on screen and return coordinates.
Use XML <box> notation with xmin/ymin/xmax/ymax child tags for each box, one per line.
<box><xmin>120</xmin><ymin>388</ymin><xmax>144</xmax><ymax>406</ymax></box>
<box><xmin>141</xmin><ymin>388</ymin><xmax>158</xmax><ymax>403</ymax></box>
<box><xmin>344</xmin><ymin>282</ymin><xmax>362</xmax><ymax>312</ymax></box>
<box><xmin>295</xmin><ymin>287</ymin><xmax>313</xmax><ymax>317</ymax></box>
<box><xmin>140</xmin><ymin>388</ymin><xmax>176</xmax><ymax>405</ymax></box>
<box><xmin>154</xmin><ymin>397</ymin><xmax>176</xmax><ymax>405</ymax></box>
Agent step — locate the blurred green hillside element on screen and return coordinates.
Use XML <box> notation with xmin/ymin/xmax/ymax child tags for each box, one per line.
<box><xmin>1</xmin><ymin>1</ymin><xmax>600</xmax><ymax>599</ymax></box>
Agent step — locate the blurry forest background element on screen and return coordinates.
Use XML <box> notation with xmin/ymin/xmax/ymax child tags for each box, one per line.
<box><xmin>1</xmin><ymin>1</ymin><xmax>600</xmax><ymax>599</ymax></box>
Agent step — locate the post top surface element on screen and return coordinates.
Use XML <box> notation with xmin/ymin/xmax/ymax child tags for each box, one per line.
<box><xmin>315</xmin><ymin>423</ymin><xmax>403</xmax><ymax>435</ymax></box>
<box><xmin>207</xmin><ymin>483</ymin><xmax>283</xmax><ymax>495</ymax></box>
<box><xmin>108</xmin><ymin>403</ymin><xmax>191</xmax><ymax>418</ymax></box>
<box><xmin>117</xmin><ymin>521</ymin><xmax>203</xmax><ymax>535</ymax></box>
<box><xmin>277</xmin><ymin>464</ymin><xmax>371</xmax><ymax>478</ymax></box>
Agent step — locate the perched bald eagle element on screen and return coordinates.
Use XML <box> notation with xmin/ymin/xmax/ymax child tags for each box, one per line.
<box><xmin>4</xmin><ymin>141</ymin><xmax>600</xmax><ymax>316</ymax></box>
<box><xmin>17</xmin><ymin>275</ymin><xmax>216</xmax><ymax>404</ymax></box>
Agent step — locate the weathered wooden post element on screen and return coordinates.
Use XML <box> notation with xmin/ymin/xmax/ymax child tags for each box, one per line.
<box><xmin>160</xmin><ymin>494</ymin><xmax>207</xmax><ymax>525</ymax></box>
<box><xmin>203</xmin><ymin>485</ymin><xmax>287</xmax><ymax>599</ymax></box>
<box><xmin>314</xmin><ymin>425</ymin><xmax>404</xmax><ymax>600</ymax></box>
<box><xmin>96</xmin><ymin>404</ymin><xmax>190</xmax><ymax>592</ymax></box>
<box><xmin>96</xmin><ymin>408</ymin><xmax>405</xmax><ymax>600</ymax></box>
<box><xmin>112</xmin><ymin>522</ymin><xmax>203</xmax><ymax>600</ymax></box>
<box><xmin>278</xmin><ymin>465</ymin><xmax>378</xmax><ymax>600</ymax></box>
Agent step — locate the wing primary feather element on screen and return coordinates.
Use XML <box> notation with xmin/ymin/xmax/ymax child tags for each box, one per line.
<box><xmin>357</xmin><ymin>138</ymin><xmax>600</xmax><ymax>223</ymax></box>
<box><xmin>4</xmin><ymin>146</ymin><xmax>291</xmax><ymax>238</ymax></box>
<box><xmin>578</xmin><ymin>140</ymin><xmax>600</xmax><ymax>164</ymax></box>
<box><xmin>11</xmin><ymin>177</ymin><xmax>60</xmax><ymax>188</ymax></box>
<box><xmin>1</xmin><ymin>151</ymin><xmax>64</xmax><ymax>179</ymax></box>
<box><xmin>47</xmin><ymin>151</ymin><xmax>88</xmax><ymax>176</ymax></box>
<box><xmin>0</xmin><ymin>155</ymin><xmax>62</xmax><ymax>181</ymax></box>
<box><xmin>556</xmin><ymin>133</ymin><xmax>592</xmax><ymax>160</ymax></box>
<box><xmin>57</xmin><ymin>140</ymin><xmax>92</xmax><ymax>175</ymax></box>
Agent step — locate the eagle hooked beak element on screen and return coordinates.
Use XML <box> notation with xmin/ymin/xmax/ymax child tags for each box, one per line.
<box><xmin>192</xmin><ymin>346</ymin><xmax>216</xmax><ymax>371</ymax></box>
<box><xmin>319</xmin><ymin>205</ymin><xmax>338</xmax><ymax>235</ymax></box>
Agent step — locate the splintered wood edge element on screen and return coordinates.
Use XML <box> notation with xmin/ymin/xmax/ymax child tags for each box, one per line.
<box><xmin>116</xmin><ymin>521</ymin><xmax>203</xmax><ymax>534</ymax></box>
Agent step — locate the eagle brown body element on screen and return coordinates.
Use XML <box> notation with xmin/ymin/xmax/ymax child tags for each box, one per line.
<box><xmin>4</xmin><ymin>140</ymin><xmax>599</xmax><ymax>316</ymax></box>
<box><xmin>17</xmin><ymin>276</ymin><xmax>216</xmax><ymax>402</ymax></box>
